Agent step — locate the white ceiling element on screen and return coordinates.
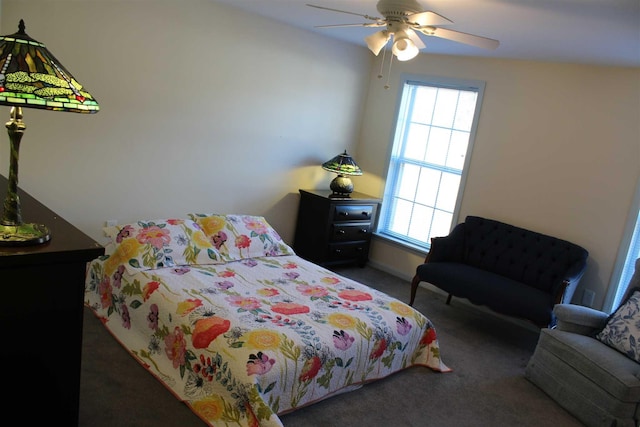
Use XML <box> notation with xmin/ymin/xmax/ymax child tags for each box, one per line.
<box><xmin>213</xmin><ymin>0</ymin><xmax>640</xmax><ymax>67</ymax></box>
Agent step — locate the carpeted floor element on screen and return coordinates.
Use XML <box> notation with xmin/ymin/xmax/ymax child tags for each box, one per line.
<box><xmin>79</xmin><ymin>264</ymin><xmax>584</xmax><ymax>427</ymax></box>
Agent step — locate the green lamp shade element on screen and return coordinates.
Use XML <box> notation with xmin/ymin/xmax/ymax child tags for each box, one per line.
<box><xmin>321</xmin><ymin>150</ymin><xmax>363</xmax><ymax>176</ymax></box>
<box><xmin>0</xmin><ymin>19</ymin><xmax>99</xmax><ymax>113</ymax></box>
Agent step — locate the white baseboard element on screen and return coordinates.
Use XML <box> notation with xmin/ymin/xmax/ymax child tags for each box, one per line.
<box><xmin>367</xmin><ymin>259</ymin><xmax>414</xmax><ymax>281</ymax></box>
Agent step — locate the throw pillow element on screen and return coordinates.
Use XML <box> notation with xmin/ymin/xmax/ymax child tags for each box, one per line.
<box><xmin>595</xmin><ymin>287</ymin><xmax>640</xmax><ymax>363</ymax></box>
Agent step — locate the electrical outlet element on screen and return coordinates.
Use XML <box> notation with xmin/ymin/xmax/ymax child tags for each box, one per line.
<box><xmin>105</xmin><ymin>219</ymin><xmax>118</xmax><ymax>227</ymax></box>
<box><xmin>582</xmin><ymin>289</ymin><xmax>595</xmax><ymax>308</ymax></box>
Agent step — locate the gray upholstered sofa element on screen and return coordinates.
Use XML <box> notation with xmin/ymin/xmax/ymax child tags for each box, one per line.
<box><xmin>410</xmin><ymin>216</ymin><xmax>589</xmax><ymax>327</ymax></box>
<box><xmin>525</xmin><ymin>258</ymin><xmax>640</xmax><ymax>427</ymax></box>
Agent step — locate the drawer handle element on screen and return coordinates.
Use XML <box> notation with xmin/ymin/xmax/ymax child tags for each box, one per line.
<box><xmin>340</xmin><ymin>211</ymin><xmax>349</xmax><ymax>217</ymax></box>
<box><xmin>355</xmin><ymin>247</ymin><xmax>364</xmax><ymax>252</ymax></box>
<box><xmin>334</xmin><ymin>249</ymin><xmax>342</xmax><ymax>254</ymax></box>
<box><xmin>362</xmin><ymin>212</ymin><xmax>370</xmax><ymax>217</ymax></box>
<box><xmin>359</xmin><ymin>229</ymin><xmax>368</xmax><ymax>234</ymax></box>
<box><xmin>337</xmin><ymin>230</ymin><xmax>346</xmax><ymax>235</ymax></box>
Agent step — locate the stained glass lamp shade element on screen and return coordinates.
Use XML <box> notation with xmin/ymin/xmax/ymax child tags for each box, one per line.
<box><xmin>321</xmin><ymin>150</ymin><xmax>363</xmax><ymax>197</ymax></box>
<box><xmin>0</xmin><ymin>19</ymin><xmax>99</xmax><ymax>246</ymax></box>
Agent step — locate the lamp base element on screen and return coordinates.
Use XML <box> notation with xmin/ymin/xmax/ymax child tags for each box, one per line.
<box><xmin>329</xmin><ymin>175</ymin><xmax>354</xmax><ymax>198</ymax></box>
<box><xmin>0</xmin><ymin>222</ymin><xmax>50</xmax><ymax>246</ymax></box>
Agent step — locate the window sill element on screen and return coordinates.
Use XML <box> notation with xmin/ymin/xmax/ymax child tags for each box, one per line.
<box><xmin>372</xmin><ymin>232</ymin><xmax>429</xmax><ymax>257</ymax></box>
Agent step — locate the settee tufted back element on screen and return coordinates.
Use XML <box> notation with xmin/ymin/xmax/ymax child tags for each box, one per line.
<box><xmin>461</xmin><ymin>216</ymin><xmax>589</xmax><ymax>293</ymax></box>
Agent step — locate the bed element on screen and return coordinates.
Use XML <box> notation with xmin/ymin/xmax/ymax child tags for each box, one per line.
<box><xmin>84</xmin><ymin>213</ymin><xmax>450</xmax><ymax>427</ymax></box>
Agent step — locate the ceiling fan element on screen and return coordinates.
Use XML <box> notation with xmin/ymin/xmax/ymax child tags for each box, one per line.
<box><xmin>307</xmin><ymin>0</ymin><xmax>499</xmax><ymax>61</ymax></box>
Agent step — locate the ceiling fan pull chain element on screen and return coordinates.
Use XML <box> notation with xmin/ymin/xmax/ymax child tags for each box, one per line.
<box><xmin>378</xmin><ymin>46</ymin><xmax>387</xmax><ymax>79</ymax></box>
<box><xmin>385</xmin><ymin>50</ymin><xmax>393</xmax><ymax>89</ymax></box>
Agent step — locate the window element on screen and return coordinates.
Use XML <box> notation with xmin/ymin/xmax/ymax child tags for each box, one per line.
<box><xmin>604</xmin><ymin>178</ymin><xmax>640</xmax><ymax>312</ymax></box>
<box><xmin>377</xmin><ymin>75</ymin><xmax>485</xmax><ymax>251</ymax></box>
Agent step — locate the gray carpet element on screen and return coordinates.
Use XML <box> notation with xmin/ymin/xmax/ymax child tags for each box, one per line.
<box><xmin>79</xmin><ymin>265</ymin><xmax>584</xmax><ymax>427</ymax></box>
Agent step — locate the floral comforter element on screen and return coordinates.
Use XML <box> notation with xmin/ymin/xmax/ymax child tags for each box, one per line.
<box><xmin>84</xmin><ymin>214</ymin><xmax>449</xmax><ymax>427</ymax></box>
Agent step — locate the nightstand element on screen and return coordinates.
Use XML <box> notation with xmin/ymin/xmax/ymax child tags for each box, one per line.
<box><xmin>293</xmin><ymin>189</ymin><xmax>380</xmax><ymax>267</ymax></box>
<box><xmin>0</xmin><ymin>175</ymin><xmax>104</xmax><ymax>425</ymax></box>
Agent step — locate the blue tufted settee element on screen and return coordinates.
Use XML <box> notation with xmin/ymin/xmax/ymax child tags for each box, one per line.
<box><xmin>409</xmin><ymin>216</ymin><xmax>589</xmax><ymax>327</ymax></box>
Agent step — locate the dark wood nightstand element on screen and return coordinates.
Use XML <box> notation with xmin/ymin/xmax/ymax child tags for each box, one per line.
<box><xmin>0</xmin><ymin>175</ymin><xmax>104</xmax><ymax>425</ymax></box>
<box><xmin>293</xmin><ymin>189</ymin><xmax>380</xmax><ymax>267</ymax></box>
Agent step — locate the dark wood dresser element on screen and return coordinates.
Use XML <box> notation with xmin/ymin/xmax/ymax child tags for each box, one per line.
<box><xmin>0</xmin><ymin>175</ymin><xmax>104</xmax><ymax>424</ymax></box>
<box><xmin>293</xmin><ymin>189</ymin><xmax>380</xmax><ymax>267</ymax></box>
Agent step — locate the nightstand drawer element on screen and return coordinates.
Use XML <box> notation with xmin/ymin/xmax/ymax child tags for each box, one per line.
<box><xmin>328</xmin><ymin>242</ymin><xmax>369</xmax><ymax>261</ymax></box>
<box><xmin>333</xmin><ymin>205</ymin><xmax>374</xmax><ymax>222</ymax></box>
<box><xmin>331</xmin><ymin>223</ymin><xmax>371</xmax><ymax>242</ymax></box>
<box><xmin>294</xmin><ymin>190</ymin><xmax>380</xmax><ymax>267</ymax></box>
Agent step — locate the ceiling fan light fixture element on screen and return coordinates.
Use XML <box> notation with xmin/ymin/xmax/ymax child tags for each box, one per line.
<box><xmin>392</xmin><ymin>30</ymin><xmax>419</xmax><ymax>61</ymax></box>
<box><xmin>307</xmin><ymin>0</ymin><xmax>500</xmax><ymax>69</ymax></box>
<box><xmin>365</xmin><ymin>30</ymin><xmax>390</xmax><ymax>56</ymax></box>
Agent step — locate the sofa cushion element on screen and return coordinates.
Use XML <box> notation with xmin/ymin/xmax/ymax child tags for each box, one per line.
<box><xmin>540</xmin><ymin>328</ymin><xmax>640</xmax><ymax>402</ymax></box>
<box><xmin>596</xmin><ymin>288</ymin><xmax>640</xmax><ymax>363</ymax></box>
<box><xmin>416</xmin><ymin>262</ymin><xmax>552</xmax><ymax>325</ymax></box>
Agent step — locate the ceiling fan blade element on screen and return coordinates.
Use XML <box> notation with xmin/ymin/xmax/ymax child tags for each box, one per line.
<box><xmin>306</xmin><ymin>4</ymin><xmax>382</xmax><ymax>22</ymax></box>
<box><xmin>407</xmin><ymin>11</ymin><xmax>452</xmax><ymax>26</ymax></box>
<box><xmin>406</xmin><ymin>28</ymin><xmax>426</xmax><ymax>49</ymax></box>
<box><xmin>419</xmin><ymin>27</ymin><xmax>500</xmax><ymax>50</ymax></box>
<box><xmin>315</xmin><ymin>23</ymin><xmax>385</xmax><ymax>29</ymax></box>
<box><xmin>365</xmin><ymin>30</ymin><xmax>391</xmax><ymax>56</ymax></box>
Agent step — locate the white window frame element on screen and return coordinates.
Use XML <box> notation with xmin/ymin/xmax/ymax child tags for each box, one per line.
<box><xmin>604</xmin><ymin>176</ymin><xmax>640</xmax><ymax>312</ymax></box>
<box><xmin>376</xmin><ymin>74</ymin><xmax>486</xmax><ymax>252</ymax></box>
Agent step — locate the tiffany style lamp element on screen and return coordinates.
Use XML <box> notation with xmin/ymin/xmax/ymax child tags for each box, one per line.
<box><xmin>321</xmin><ymin>150</ymin><xmax>363</xmax><ymax>197</ymax></box>
<box><xmin>0</xmin><ymin>19</ymin><xmax>99</xmax><ymax>246</ymax></box>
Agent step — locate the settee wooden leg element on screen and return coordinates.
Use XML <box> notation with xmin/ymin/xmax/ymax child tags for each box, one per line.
<box><xmin>446</xmin><ymin>294</ymin><xmax>452</xmax><ymax>305</ymax></box>
<box><xmin>409</xmin><ymin>275</ymin><xmax>421</xmax><ymax>306</ymax></box>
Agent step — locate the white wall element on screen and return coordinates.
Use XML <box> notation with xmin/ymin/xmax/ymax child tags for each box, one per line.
<box><xmin>357</xmin><ymin>54</ymin><xmax>640</xmax><ymax>310</ymax></box>
<box><xmin>0</xmin><ymin>0</ymin><xmax>371</xmax><ymax>245</ymax></box>
<box><xmin>1</xmin><ymin>0</ymin><xmax>639</xmax><ymax>311</ymax></box>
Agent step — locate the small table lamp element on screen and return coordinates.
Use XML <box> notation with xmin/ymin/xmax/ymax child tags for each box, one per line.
<box><xmin>321</xmin><ymin>150</ymin><xmax>363</xmax><ymax>198</ymax></box>
<box><xmin>0</xmin><ymin>19</ymin><xmax>99</xmax><ymax>246</ymax></box>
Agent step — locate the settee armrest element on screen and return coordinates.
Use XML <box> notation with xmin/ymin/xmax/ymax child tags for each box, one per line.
<box><xmin>553</xmin><ymin>303</ymin><xmax>608</xmax><ymax>335</ymax></box>
<box><xmin>550</xmin><ymin>257</ymin><xmax>588</xmax><ymax>306</ymax></box>
<box><xmin>427</xmin><ymin>223</ymin><xmax>465</xmax><ymax>263</ymax></box>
